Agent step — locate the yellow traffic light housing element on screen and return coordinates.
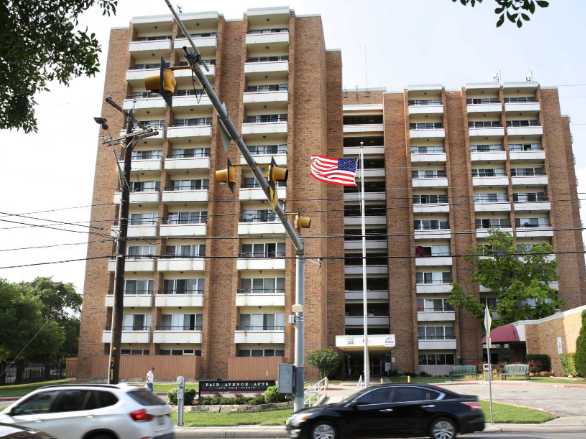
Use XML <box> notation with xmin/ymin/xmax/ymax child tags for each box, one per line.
<box><xmin>267</xmin><ymin>157</ymin><xmax>288</xmax><ymax>210</ymax></box>
<box><xmin>215</xmin><ymin>158</ymin><xmax>237</xmax><ymax>193</ymax></box>
<box><xmin>294</xmin><ymin>214</ymin><xmax>311</xmax><ymax>230</ymax></box>
<box><xmin>144</xmin><ymin>57</ymin><xmax>176</xmax><ymax>107</ymax></box>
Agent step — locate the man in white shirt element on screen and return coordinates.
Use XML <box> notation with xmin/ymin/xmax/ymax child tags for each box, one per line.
<box><xmin>146</xmin><ymin>367</ymin><xmax>155</xmax><ymax>392</ymax></box>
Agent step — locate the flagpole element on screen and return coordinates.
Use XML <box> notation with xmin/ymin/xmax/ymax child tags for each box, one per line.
<box><xmin>360</xmin><ymin>141</ymin><xmax>370</xmax><ymax>387</ymax></box>
<box><xmin>484</xmin><ymin>305</ymin><xmax>494</xmax><ymax>424</ymax></box>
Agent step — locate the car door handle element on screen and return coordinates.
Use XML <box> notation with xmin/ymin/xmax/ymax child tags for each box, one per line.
<box><xmin>379</xmin><ymin>408</ymin><xmax>394</xmax><ymax>412</ymax></box>
<box><xmin>421</xmin><ymin>404</ymin><xmax>436</xmax><ymax>408</ymax></box>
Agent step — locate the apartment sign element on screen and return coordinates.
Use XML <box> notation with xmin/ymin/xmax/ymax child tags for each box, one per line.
<box><xmin>199</xmin><ymin>379</ymin><xmax>275</xmax><ymax>395</ymax></box>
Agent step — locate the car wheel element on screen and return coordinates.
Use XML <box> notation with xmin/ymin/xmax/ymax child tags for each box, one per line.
<box><xmin>430</xmin><ymin>417</ymin><xmax>457</xmax><ymax>439</ymax></box>
<box><xmin>86</xmin><ymin>434</ymin><xmax>116</xmax><ymax>439</ymax></box>
<box><xmin>311</xmin><ymin>421</ymin><xmax>337</xmax><ymax>439</ymax></box>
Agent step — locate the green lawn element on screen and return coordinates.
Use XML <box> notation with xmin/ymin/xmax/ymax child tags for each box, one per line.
<box><xmin>481</xmin><ymin>401</ymin><xmax>555</xmax><ymax>424</ymax></box>
<box><xmin>0</xmin><ymin>379</ymin><xmax>73</xmax><ymax>398</ymax></box>
<box><xmin>175</xmin><ymin>408</ymin><xmax>292</xmax><ymax>427</ymax></box>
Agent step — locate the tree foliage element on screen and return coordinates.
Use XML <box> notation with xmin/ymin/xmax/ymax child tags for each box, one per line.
<box><xmin>0</xmin><ymin>0</ymin><xmax>118</xmax><ymax>132</ymax></box>
<box><xmin>453</xmin><ymin>0</ymin><xmax>550</xmax><ymax>28</ymax></box>
<box><xmin>307</xmin><ymin>348</ymin><xmax>343</xmax><ymax>378</ymax></box>
<box><xmin>448</xmin><ymin>230</ymin><xmax>561</xmax><ymax>327</ymax></box>
<box><xmin>575</xmin><ymin>311</ymin><xmax>586</xmax><ymax>377</ymax></box>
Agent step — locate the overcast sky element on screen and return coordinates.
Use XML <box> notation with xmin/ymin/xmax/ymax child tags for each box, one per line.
<box><xmin>1</xmin><ymin>0</ymin><xmax>585</xmax><ymax>293</ymax></box>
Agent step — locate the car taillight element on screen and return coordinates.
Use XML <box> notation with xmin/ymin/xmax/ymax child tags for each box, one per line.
<box><xmin>462</xmin><ymin>401</ymin><xmax>482</xmax><ymax>411</ymax></box>
<box><xmin>130</xmin><ymin>408</ymin><xmax>154</xmax><ymax>422</ymax></box>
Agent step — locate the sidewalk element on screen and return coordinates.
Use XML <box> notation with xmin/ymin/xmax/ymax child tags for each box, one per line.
<box><xmin>175</xmin><ymin>418</ymin><xmax>586</xmax><ymax>438</ymax></box>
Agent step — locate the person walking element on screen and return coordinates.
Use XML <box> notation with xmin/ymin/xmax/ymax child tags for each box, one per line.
<box><xmin>146</xmin><ymin>367</ymin><xmax>155</xmax><ymax>392</ymax></box>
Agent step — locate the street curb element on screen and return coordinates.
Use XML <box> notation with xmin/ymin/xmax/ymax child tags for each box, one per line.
<box><xmin>486</xmin><ymin>424</ymin><xmax>586</xmax><ymax>433</ymax></box>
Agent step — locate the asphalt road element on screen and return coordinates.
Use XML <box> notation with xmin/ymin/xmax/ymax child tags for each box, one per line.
<box><xmin>175</xmin><ymin>434</ymin><xmax>586</xmax><ymax>439</ymax></box>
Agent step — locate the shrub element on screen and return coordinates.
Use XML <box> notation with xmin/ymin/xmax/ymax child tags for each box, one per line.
<box><xmin>251</xmin><ymin>394</ymin><xmax>266</xmax><ymax>405</ymax></box>
<box><xmin>167</xmin><ymin>388</ymin><xmax>196</xmax><ymax>405</ymax></box>
<box><xmin>264</xmin><ymin>385</ymin><xmax>287</xmax><ymax>403</ymax></box>
<box><xmin>575</xmin><ymin>311</ymin><xmax>586</xmax><ymax>377</ymax></box>
<box><xmin>168</xmin><ymin>389</ymin><xmax>177</xmax><ymax>405</ymax></box>
<box><xmin>560</xmin><ymin>353</ymin><xmax>577</xmax><ymax>377</ymax></box>
<box><xmin>527</xmin><ymin>354</ymin><xmax>551</xmax><ymax>373</ymax></box>
<box><xmin>307</xmin><ymin>348</ymin><xmax>343</xmax><ymax>378</ymax></box>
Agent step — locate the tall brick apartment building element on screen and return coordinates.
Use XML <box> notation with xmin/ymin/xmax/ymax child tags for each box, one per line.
<box><xmin>78</xmin><ymin>6</ymin><xmax>586</xmax><ymax>380</ymax></box>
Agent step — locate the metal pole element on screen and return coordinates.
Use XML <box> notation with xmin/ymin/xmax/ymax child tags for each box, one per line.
<box><xmin>486</xmin><ymin>337</ymin><xmax>494</xmax><ymax>423</ymax></box>
<box><xmin>360</xmin><ymin>142</ymin><xmax>370</xmax><ymax>387</ymax></box>
<box><xmin>108</xmin><ymin>110</ymin><xmax>134</xmax><ymax>384</ymax></box>
<box><xmin>294</xmin><ymin>249</ymin><xmax>305</xmax><ymax>412</ymax></box>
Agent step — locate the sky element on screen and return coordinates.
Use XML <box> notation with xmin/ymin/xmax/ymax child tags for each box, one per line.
<box><xmin>1</xmin><ymin>0</ymin><xmax>586</xmax><ymax>294</ymax></box>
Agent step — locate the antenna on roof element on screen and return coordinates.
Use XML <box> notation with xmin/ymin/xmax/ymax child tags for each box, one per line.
<box><xmin>177</xmin><ymin>4</ymin><xmax>183</xmax><ymax>14</ymax></box>
<box><xmin>526</xmin><ymin>70</ymin><xmax>534</xmax><ymax>82</ymax></box>
<box><xmin>493</xmin><ymin>71</ymin><xmax>502</xmax><ymax>85</ymax></box>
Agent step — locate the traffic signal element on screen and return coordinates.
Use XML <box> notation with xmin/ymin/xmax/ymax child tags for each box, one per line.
<box><xmin>267</xmin><ymin>157</ymin><xmax>288</xmax><ymax>210</ymax></box>
<box><xmin>215</xmin><ymin>158</ymin><xmax>237</xmax><ymax>193</ymax></box>
<box><xmin>144</xmin><ymin>57</ymin><xmax>176</xmax><ymax>107</ymax></box>
<box><xmin>294</xmin><ymin>214</ymin><xmax>311</xmax><ymax>230</ymax></box>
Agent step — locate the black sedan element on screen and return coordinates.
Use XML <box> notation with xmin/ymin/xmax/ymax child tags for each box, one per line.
<box><xmin>286</xmin><ymin>384</ymin><xmax>484</xmax><ymax>439</ymax></box>
<box><xmin>0</xmin><ymin>423</ymin><xmax>54</xmax><ymax>439</ymax></box>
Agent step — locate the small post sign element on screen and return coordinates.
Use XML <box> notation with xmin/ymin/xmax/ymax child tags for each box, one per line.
<box><xmin>176</xmin><ymin>376</ymin><xmax>185</xmax><ymax>427</ymax></box>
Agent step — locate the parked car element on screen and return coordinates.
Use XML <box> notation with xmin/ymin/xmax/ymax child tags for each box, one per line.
<box><xmin>0</xmin><ymin>384</ymin><xmax>174</xmax><ymax>439</ymax></box>
<box><xmin>0</xmin><ymin>423</ymin><xmax>54</xmax><ymax>439</ymax></box>
<box><xmin>286</xmin><ymin>383</ymin><xmax>484</xmax><ymax>439</ymax></box>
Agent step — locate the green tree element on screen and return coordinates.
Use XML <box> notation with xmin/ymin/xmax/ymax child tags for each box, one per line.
<box><xmin>307</xmin><ymin>348</ymin><xmax>343</xmax><ymax>378</ymax></box>
<box><xmin>0</xmin><ymin>0</ymin><xmax>118</xmax><ymax>132</ymax></box>
<box><xmin>575</xmin><ymin>311</ymin><xmax>586</xmax><ymax>377</ymax></box>
<box><xmin>454</xmin><ymin>0</ymin><xmax>550</xmax><ymax>28</ymax></box>
<box><xmin>448</xmin><ymin>230</ymin><xmax>561</xmax><ymax>326</ymax></box>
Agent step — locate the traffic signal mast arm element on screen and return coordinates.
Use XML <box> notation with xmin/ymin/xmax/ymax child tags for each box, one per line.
<box><xmin>162</xmin><ymin>0</ymin><xmax>303</xmax><ymax>254</ymax></box>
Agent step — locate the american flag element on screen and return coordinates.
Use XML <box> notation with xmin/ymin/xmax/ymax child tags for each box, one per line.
<box><xmin>310</xmin><ymin>155</ymin><xmax>358</xmax><ymax>186</ymax></box>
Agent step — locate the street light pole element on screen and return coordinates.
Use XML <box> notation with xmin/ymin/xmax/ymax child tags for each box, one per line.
<box><xmin>360</xmin><ymin>141</ymin><xmax>370</xmax><ymax>387</ymax></box>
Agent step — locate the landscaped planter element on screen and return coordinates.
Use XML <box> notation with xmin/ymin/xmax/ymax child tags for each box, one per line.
<box><xmin>187</xmin><ymin>401</ymin><xmax>292</xmax><ymax>413</ymax></box>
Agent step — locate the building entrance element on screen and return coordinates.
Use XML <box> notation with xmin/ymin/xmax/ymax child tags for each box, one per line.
<box><xmin>343</xmin><ymin>351</ymin><xmax>392</xmax><ymax>379</ymax></box>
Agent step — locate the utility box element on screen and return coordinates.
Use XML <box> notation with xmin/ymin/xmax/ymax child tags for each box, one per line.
<box><xmin>278</xmin><ymin>363</ymin><xmax>295</xmax><ymax>394</ymax></box>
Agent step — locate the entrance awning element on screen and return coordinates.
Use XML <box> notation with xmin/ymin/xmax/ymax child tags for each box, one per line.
<box><xmin>483</xmin><ymin>323</ymin><xmax>521</xmax><ymax>344</ymax></box>
<box><xmin>335</xmin><ymin>334</ymin><xmax>395</xmax><ymax>352</ymax></box>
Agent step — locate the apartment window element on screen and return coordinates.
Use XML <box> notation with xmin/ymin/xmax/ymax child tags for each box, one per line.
<box><xmin>159</xmin><ymin>349</ymin><xmax>202</xmax><ymax>356</ymax></box>
<box><xmin>240</xmin><ymin>209</ymin><xmax>277</xmax><ymax>223</ymax></box>
<box><xmin>506</xmin><ymin>119</ymin><xmax>540</xmax><ymax>127</ymax></box>
<box><xmin>132</xmin><ymin>150</ymin><xmax>161</xmax><ymax>160</ymax></box>
<box><xmin>159</xmin><ymin>313</ymin><xmax>202</xmax><ymax>330</ymax></box>
<box><xmin>244</xmin><ymin>114</ymin><xmax>288</xmax><ymax>123</ymax></box>
<box><xmin>122</xmin><ymin>314</ymin><xmax>147</xmax><ymax>331</ymax></box>
<box><xmin>172</xmin><ymin>117</ymin><xmax>212</xmax><ymax>127</ymax></box>
<box><xmin>135</xmin><ymin>35</ymin><xmax>170</xmax><ymax>41</ymax></box>
<box><xmin>511</xmin><ymin>167</ymin><xmax>546</xmax><ymax>177</ymax></box>
<box><xmin>165</xmin><ymin>244</ymin><xmax>205</xmax><ymax>257</ymax></box>
<box><xmin>417</xmin><ymin>298</ymin><xmax>454</xmax><ymax>312</ymax></box>
<box><xmin>248</xmin><ymin>144</ymin><xmax>288</xmax><ymax>155</ymax></box>
<box><xmin>141</xmin><ymin>120</ymin><xmax>165</xmax><ymax>130</ymax></box>
<box><xmin>247</xmin><ymin>27</ymin><xmax>288</xmax><ymax>34</ymax></box>
<box><xmin>162</xmin><ymin>278</ymin><xmax>205</xmax><ymax>295</ymax></box>
<box><xmin>239</xmin><ymin>313</ymin><xmax>285</xmax><ymax>330</ymax></box>
<box><xmin>471</xmin><ymin>168</ymin><xmax>505</xmax><ymax>177</ymax></box>
<box><xmin>121</xmin><ymin>348</ymin><xmax>150</xmax><ymax>356</ymax></box>
<box><xmin>417</xmin><ymin>324</ymin><xmax>455</xmax><ymax>340</ymax></box>
<box><xmin>344</xmin><ymin>115</ymin><xmax>383</xmax><ymax>125</ymax></box>
<box><xmin>127</xmin><ymin>245</ymin><xmax>155</xmax><ymax>257</ymax></box>
<box><xmin>130</xmin><ymin>63</ymin><xmax>161</xmax><ymax>70</ymax></box>
<box><xmin>242</xmin><ymin>176</ymin><xmax>285</xmax><ymax>188</ymax></box>
<box><xmin>409</xmin><ymin>122</ymin><xmax>443</xmax><ymax>130</ymax></box>
<box><xmin>129</xmin><ymin>212</ymin><xmax>158</xmax><ymax>225</ymax></box>
<box><xmin>516</xmin><ymin>217</ymin><xmax>550</xmax><ymax>228</ymax></box>
<box><xmin>474</xmin><ymin>193</ymin><xmax>508</xmax><ymax>203</ymax></box>
<box><xmin>415</xmin><ymin>245</ymin><xmax>450</xmax><ymax>257</ymax></box>
<box><xmin>418</xmin><ymin>352</ymin><xmax>455</xmax><ymax>365</ymax></box>
<box><xmin>411</xmin><ymin>145</ymin><xmax>444</xmax><ymax>154</ymax></box>
<box><xmin>344</xmin><ymin>204</ymin><xmax>386</xmax><ymax>216</ymax></box>
<box><xmin>245</xmin><ymin>83</ymin><xmax>288</xmax><ymax>92</ymax></box>
<box><xmin>168</xmin><ymin>179</ymin><xmax>209</xmax><ymax>191</ymax></box>
<box><xmin>470</xmin><ymin>144</ymin><xmax>503</xmax><ymax>152</ymax></box>
<box><xmin>246</xmin><ymin>55</ymin><xmax>289</xmax><ymax>63</ymax></box>
<box><xmin>408</xmin><ymin>99</ymin><xmax>442</xmax><ymax>106</ymax></box>
<box><xmin>239</xmin><ymin>277</ymin><xmax>285</xmax><ymax>294</ymax></box>
<box><xmin>124</xmin><ymin>280</ymin><xmax>153</xmax><ymax>295</ymax></box>
<box><xmin>467</xmin><ymin>97</ymin><xmax>500</xmax><ymax>104</ymax></box>
<box><xmin>345</xmin><ymin>277</ymin><xmax>389</xmax><ymax>291</ymax></box>
<box><xmin>240</xmin><ymin>242</ymin><xmax>285</xmax><ymax>258</ymax></box>
<box><xmin>416</xmin><ymin>271</ymin><xmax>452</xmax><ymax>284</ymax></box>
<box><xmin>513</xmin><ymin>192</ymin><xmax>547</xmax><ymax>202</ymax></box>
<box><xmin>344</xmin><ymin>181</ymin><xmax>386</xmax><ymax>193</ymax></box>
<box><xmin>509</xmin><ymin>143</ymin><xmax>542</xmax><ymax>152</ymax></box>
<box><xmin>468</xmin><ymin>120</ymin><xmax>501</xmax><ymax>128</ymax></box>
<box><xmin>130</xmin><ymin>181</ymin><xmax>160</xmax><ymax>192</ymax></box>
<box><xmin>344</xmin><ymin>136</ymin><xmax>384</xmax><ymax>147</ymax></box>
<box><xmin>237</xmin><ymin>347</ymin><xmax>285</xmax><ymax>357</ymax></box>
<box><xmin>414</xmin><ymin>219</ymin><xmax>449</xmax><ymax>230</ymax></box>
<box><xmin>345</xmin><ymin>253</ymin><xmax>388</xmax><ymax>266</ymax></box>
<box><xmin>169</xmin><ymin>147</ymin><xmax>209</xmax><ymax>158</ymax></box>
<box><xmin>174</xmin><ymin>88</ymin><xmax>201</xmax><ymax>96</ymax></box>
<box><xmin>412</xmin><ymin>169</ymin><xmax>446</xmax><ymax>179</ymax></box>
<box><xmin>167</xmin><ymin>211</ymin><xmax>208</xmax><ymax>224</ymax></box>
<box><xmin>504</xmin><ymin>96</ymin><xmax>537</xmax><ymax>103</ymax></box>
<box><xmin>413</xmin><ymin>194</ymin><xmax>449</xmax><ymax>205</ymax></box>
<box><xmin>475</xmin><ymin>218</ymin><xmax>511</xmax><ymax>229</ymax></box>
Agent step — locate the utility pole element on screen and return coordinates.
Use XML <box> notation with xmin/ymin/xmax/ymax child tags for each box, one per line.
<box><xmin>162</xmin><ymin>0</ymin><xmax>307</xmax><ymax>411</ymax></box>
<box><xmin>360</xmin><ymin>141</ymin><xmax>370</xmax><ymax>387</ymax></box>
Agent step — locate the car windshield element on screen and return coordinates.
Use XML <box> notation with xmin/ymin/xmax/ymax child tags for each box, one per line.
<box><xmin>127</xmin><ymin>389</ymin><xmax>166</xmax><ymax>406</ymax></box>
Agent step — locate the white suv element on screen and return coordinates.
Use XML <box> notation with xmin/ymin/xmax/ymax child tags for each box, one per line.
<box><xmin>0</xmin><ymin>384</ymin><xmax>174</xmax><ymax>439</ymax></box>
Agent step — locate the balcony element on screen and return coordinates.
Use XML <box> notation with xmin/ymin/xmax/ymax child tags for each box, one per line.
<box><xmin>344</xmin><ymin>240</ymin><xmax>387</xmax><ymax>251</ymax></box>
<box><xmin>155</xmin><ymin>293</ymin><xmax>204</xmax><ymax>307</ymax></box>
<box><xmin>345</xmin><ymin>316</ymin><xmax>390</xmax><ymax>326</ymax></box>
<box><xmin>246</xmin><ymin>31</ymin><xmax>289</xmax><ymax>46</ymax></box>
<box><xmin>241</xmin><ymin>153</ymin><xmax>287</xmax><ymax>166</ymax></box>
<box><xmin>507</xmin><ymin>125</ymin><xmax>543</xmax><ymax>136</ymax></box>
<box><xmin>418</xmin><ymin>339</ymin><xmax>457</xmax><ymax>350</ymax></box>
<box><xmin>515</xmin><ymin>226</ymin><xmax>554</xmax><ymax>238</ymax></box>
<box><xmin>243</xmin><ymin>90</ymin><xmax>288</xmax><ymax>105</ymax></box>
<box><xmin>416</xmin><ymin>283</ymin><xmax>453</xmax><ymax>294</ymax></box>
<box><xmin>174</xmin><ymin>35</ymin><xmax>217</xmax><ymax>50</ymax></box>
<box><xmin>164</xmin><ymin>157</ymin><xmax>210</xmax><ymax>171</ymax></box>
<box><xmin>344</xmin><ymin>265</ymin><xmax>388</xmax><ymax>275</ymax></box>
<box><xmin>159</xmin><ymin>223</ymin><xmax>207</xmax><ymax>238</ymax></box>
<box><xmin>235</xmin><ymin>291</ymin><xmax>286</xmax><ymax>307</ymax></box>
<box><xmin>344</xmin><ymin>124</ymin><xmax>385</xmax><ymax>134</ymax></box>
<box><xmin>417</xmin><ymin>311</ymin><xmax>456</xmax><ymax>322</ymax></box>
<box><xmin>241</xmin><ymin>122</ymin><xmax>287</xmax><ymax>136</ymax></box>
<box><xmin>239</xmin><ymin>187</ymin><xmax>286</xmax><ymax>201</ymax></box>
<box><xmin>162</xmin><ymin>190</ymin><xmax>208</xmax><ymax>203</ymax></box>
<box><xmin>344</xmin><ymin>216</ymin><xmax>387</xmax><ymax>226</ymax></box>
<box><xmin>153</xmin><ymin>329</ymin><xmax>202</xmax><ymax>344</ymax></box>
<box><xmin>238</xmin><ymin>222</ymin><xmax>286</xmax><ymax>235</ymax></box>
<box><xmin>409</xmin><ymin>128</ymin><xmax>445</xmax><ymax>139</ymax></box>
<box><xmin>129</xmin><ymin>38</ymin><xmax>170</xmax><ymax>53</ymax></box>
<box><xmin>509</xmin><ymin>150</ymin><xmax>545</xmax><ymax>161</ymax></box>
<box><xmin>344</xmin><ymin>145</ymin><xmax>385</xmax><ymax>156</ymax></box>
<box><xmin>472</xmin><ymin>176</ymin><xmax>509</xmax><ymax>187</ymax></box>
<box><xmin>413</xmin><ymin>204</ymin><xmax>449</xmax><ymax>214</ymax></box>
<box><xmin>476</xmin><ymin>227</ymin><xmax>513</xmax><ymax>238</ymax></box>
<box><xmin>122</xmin><ymin>159</ymin><xmax>162</xmax><ymax>172</ymax></box>
<box><xmin>244</xmin><ymin>61</ymin><xmax>288</xmax><ymax>75</ymax></box>
<box><xmin>467</xmin><ymin>103</ymin><xmax>502</xmax><ymax>113</ymax></box>
<box><xmin>345</xmin><ymin>290</ymin><xmax>388</xmax><ymax>301</ymax></box>
<box><xmin>344</xmin><ymin>192</ymin><xmax>386</xmax><ymax>202</ymax></box>
<box><xmin>157</xmin><ymin>257</ymin><xmax>205</xmax><ymax>272</ymax></box>
<box><xmin>108</xmin><ymin>258</ymin><xmax>155</xmax><ymax>272</ymax></box>
<box><xmin>414</xmin><ymin>230</ymin><xmax>451</xmax><ymax>240</ymax></box>
<box><xmin>102</xmin><ymin>329</ymin><xmax>150</xmax><ymax>344</ymax></box>
<box><xmin>415</xmin><ymin>257</ymin><xmax>453</xmax><ymax>266</ymax></box>
<box><xmin>234</xmin><ymin>328</ymin><xmax>285</xmax><ymax>344</ymax></box>
<box><xmin>171</xmin><ymin>95</ymin><xmax>213</xmax><ymax>110</ymax></box>
<box><xmin>174</xmin><ymin>64</ymin><xmax>215</xmax><ymax>78</ymax></box>
<box><xmin>112</xmin><ymin>224</ymin><xmax>158</xmax><ymax>239</ymax></box>
<box><xmin>511</xmin><ymin>175</ymin><xmax>548</xmax><ymax>186</ymax></box>
<box><xmin>412</xmin><ymin>177</ymin><xmax>448</xmax><ymax>188</ymax></box>
<box><xmin>105</xmin><ymin>294</ymin><xmax>152</xmax><ymax>308</ymax></box>
<box><xmin>475</xmin><ymin>202</ymin><xmax>510</xmax><ymax>212</ymax></box>
<box><xmin>127</xmin><ymin>67</ymin><xmax>159</xmax><ymax>82</ymax></box>
<box><xmin>408</xmin><ymin>104</ymin><xmax>444</xmax><ymax>115</ymax></box>
<box><xmin>113</xmin><ymin>191</ymin><xmax>160</xmax><ymax>204</ymax></box>
<box><xmin>505</xmin><ymin>102</ymin><xmax>540</xmax><ymax>113</ymax></box>
<box><xmin>123</xmin><ymin>96</ymin><xmax>166</xmax><ymax>111</ymax></box>
<box><xmin>514</xmin><ymin>201</ymin><xmax>551</xmax><ymax>211</ymax></box>
<box><xmin>335</xmin><ymin>334</ymin><xmax>395</xmax><ymax>352</ymax></box>
<box><xmin>470</xmin><ymin>151</ymin><xmax>506</xmax><ymax>162</ymax></box>
<box><xmin>411</xmin><ymin>152</ymin><xmax>446</xmax><ymax>163</ymax></box>
<box><xmin>167</xmin><ymin>125</ymin><xmax>212</xmax><ymax>140</ymax></box>
<box><xmin>361</xmin><ymin>168</ymin><xmax>386</xmax><ymax>178</ymax></box>
<box><xmin>236</xmin><ymin>258</ymin><xmax>286</xmax><ymax>270</ymax></box>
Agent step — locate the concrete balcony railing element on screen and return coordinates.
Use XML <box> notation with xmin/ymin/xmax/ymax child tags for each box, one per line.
<box><xmin>235</xmin><ymin>291</ymin><xmax>286</xmax><ymax>307</ymax></box>
<box><xmin>241</xmin><ymin>122</ymin><xmax>288</xmax><ymax>135</ymax></box>
<box><xmin>415</xmin><ymin>257</ymin><xmax>453</xmax><ymax>266</ymax></box>
<box><xmin>102</xmin><ymin>329</ymin><xmax>150</xmax><ymax>344</ymax></box>
<box><xmin>236</xmin><ymin>258</ymin><xmax>286</xmax><ymax>270</ymax></box>
<box><xmin>345</xmin><ymin>290</ymin><xmax>388</xmax><ymax>302</ymax></box>
<box><xmin>243</xmin><ymin>90</ymin><xmax>288</xmax><ymax>105</ymax></box>
<box><xmin>153</xmin><ymin>329</ymin><xmax>202</xmax><ymax>344</ymax></box>
<box><xmin>418</xmin><ymin>339</ymin><xmax>457</xmax><ymax>350</ymax></box>
<box><xmin>408</xmin><ymin>104</ymin><xmax>444</xmax><ymax>115</ymax></box>
<box><xmin>513</xmin><ymin>201</ymin><xmax>551</xmax><ymax>211</ymax></box>
<box><xmin>505</xmin><ymin>102</ymin><xmax>540</xmax><ymax>112</ymax></box>
<box><xmin>474</xmin><ymin>201</ymin><xmax>511</xmax><ymax>212</ymax></box>
<box><xmin>244</xmin><ymin>61</ymin><xmax>288</xmax><ymax>75</ymax></box>
<box><xmin>344</xmin><ymin>240</ymin><xmax>387</xmax><ymax>251</ymax></box>
<box><xmin>167</xmin><ymin>125</ymin><xmax>212</xmax><ymax>140</ymax></box>
<box><xmin>161</xmin><ymin>190</ymin><xmax>208</xmax><ymax>203</ymax></box>
<box><xmin>239</xmin><ymin>187</ymin><xmax>286</xmax><ymax>201</ymax></box>
<box><xmin>344</xmin><ymin>216</ymin><xmax>387</xmax><ymax>226</ymax></box>
<box><xmin>509</xmin><ymin>150</ymin><xmax>545</xmax><ymax>161</ymax></box>
<box><xmin>129</xmin><ymin>39</ymin><xmax>170</xmax><ymax>53</ymax></box>
<box><xmin>507</xmin><ymin>126</ymin><xmax>543</xmax><ymax>136</ymax></box>
<box><xmin>164</xmin><ymin>157</ymin><xmax>210</xmax><ymax>171</ymax></box>
<box><xmin>157</xmin><ymin>257</ymin><xmax>205</xmax><ymax>272</ymax></box>
<box><xmin>123</xmin><ymin>96</ymin><xmax>167</xmax><ymax>111</ymax></box>
<box><xmin>344</xmin><ymin>192</ymin><xmax>386</xmax><ymax>202</ymax></box>
<box><xmin>108</xmin><ymin>258</ymin><xmax>155</xmax><ymax>272</ymax></box>
<box><xmin>472</xmin><ymin>176</ymin><xmax>509</xmax><ymax>187</ymax></box>
<box><xmin>417</xmin><ymin>311</ymin><xmax>456</xmax><ymax>322</ymax></box>
<box><xmin>468</xmin><ymin>127</ymin><xmax>505</xmax><ymax>137</ymax></box>
<box><xmin>345</xmin><ymin>316</ymin><xmax>390</xmax><ymax>327</ymax></box>
<box><xmin>344</xmin><ymin>145</ymin><xmax>385</xmax><ymax>156</ymax></box>
<box><xmin>511</xmin><ymin>175</ymin><xmax>548</xmax><ymax>186</ymax></box>
<box><xmin>412</xmin><ymin>177</ymin><xmax>448</xmax><ymax>188</ymax></box>
<box><xmin>113</xmin><ymin>191</ymin><xmax>160</xmax><ymax>204</ymax></box>
<box><xmin>515</xmin><ymin>226</ymin><xmax>554</xmax><ymax>238</ymax></box>
<box><xmin>411</xmin><ymin>152</ymin><xmax>446</xmax><ymax>163</ymax></box>
<box><xmin>409</xmin><ymin>128</ymin><xmax>445</xmax><ymax>139</ymax></box>
<box><xmin>234</xmin><ymin>328</ymin><xmax>285</xmax><ymax>344</ymax></box>
<box><xmin>344</xmin><ymin>265</ymin><xmax>388</xmax><ymax>275</ymax></box>
<box><xmin>344</xmin><ymin>124</ymin><xmax>385</xmax><ymax>134</ymax></box>
<box><xmin>174</xmin><ymin>35</ymin><xmax>217</xmax><ymax>50</ymax></box>
<box><xmin>414</xmin><ymin>229</ymin><xmax>451</xmax><ymax>240</ymax></box>
<box><xmin>119</xmin><ymin>158</ymin><xmax>162</xmax><ymax>172</ymax></box>
<box><xmin>238</xmin><ymin>222</ymin><xmax>286</xmax><ymax>235</ymax></box>
<box><xmin>170</xmin><ymin>95</ymin><xmax>213</xmax><ymax>110</ymax></box>
<box><xmin>155</xmin><ymin>293</ymin><xmax>204</xmax><ymax>307</ymax></box>
<box><xmin>112</xmin><ymin>224</ymin><xmax>158</xmax><ymax>239</ymax></box>
<box><xmin>467</xmin><ymin>103</ymin><xmax>502</xmax><ymax>113</ymax></box>
<box><xmin>416</xmin><ymin>283</ymin><xmax>453</xmax><ymax>294</ymax></box>
<box><xmin>470</xmin><ymin>151</ymin><xmax>506</xmax><ymax>162</ymax></box>
<box><xmin>245</xmin><ymin>31</ymin><xmax>289</xmax><ymax>46</ymax></box>
<box><xmin>159</xmin><ymin>223</ymin><xmax>207</xmax><ymax>238</ymax></box>
<box><xmin>413</xmin><ymin>204</ymin><xmax>450</xmax><ymax>214</ymax></box>
<box><xmin>335</xmin><ymin>334</ymin><xmax>396</xmax><ymax>351</ymax></box>
<box><xmin>241</xmin><ymin>153</ymin><xmax>287</xmax><ymax>166</ymax></box>
<box><xmin>104</xmin><ymin>294</ymin><xmax>153</xmax><ymax>308</ymax></box>
<box><xmin>476</xmin><ymin>227</ymin><xmax>513</xmax><ymax>238</ymax></box>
